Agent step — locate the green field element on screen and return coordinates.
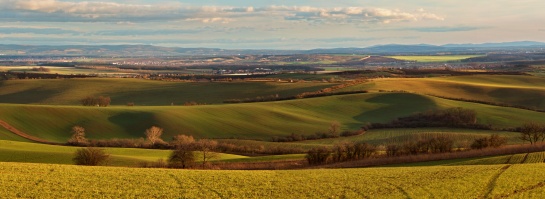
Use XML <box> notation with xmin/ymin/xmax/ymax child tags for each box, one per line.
<box><xmin>0</xmin><ymin>140</ymin><xmax>245</xmax><ymax>167</ymax></box>
<box><xmin>386</xmin><ymin>55</ymin><xmax>483</xmax><ymax>62</ymax></box>
<box><xmin>340</xmin><ymin>75</ymin><xmax>545</xmax><ymax>109</ymax></box>
<box><xmin>449</xmin><ymin>151</ymin><xmax>545</xmax><ymax>166</ymax></box>
<box><xmin>1</xmin><ymin>92</ymin><xmax>544</xmax><ymax>142</ymax></box>
<box><xmin>0</xmin><ymin>78</ymin><xmax>335</xmax><ymax>105</ymax></box>
<box><xmin>2</xmin><ymin>162</ymin><xmax>545</xmax><ymax>198</ymax></box>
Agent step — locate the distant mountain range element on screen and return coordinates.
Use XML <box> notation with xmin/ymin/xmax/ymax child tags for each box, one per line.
<box><xmin>1</xmin><ymin>41</ymin><xmax>544</xmax><ymax>56</ymax></box>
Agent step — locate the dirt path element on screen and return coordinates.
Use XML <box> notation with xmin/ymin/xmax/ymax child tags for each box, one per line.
<box><xmin>0</xmin><ymin>119</ymin><xmax>60</xmax><ymax>145</ymax></box>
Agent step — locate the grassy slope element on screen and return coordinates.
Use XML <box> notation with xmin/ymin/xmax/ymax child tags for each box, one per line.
<box><xmin>1</xmin><ymin>92</ymin><xmax>544</xmax><ymax>142</ymax></box>
<box><xmin>3</xmin><ymin>162</ymin><xmax>545</xmax><ymax>198</ymax></box>
<box><xmin>0</xmin><ymin>140</ymin><xmax>246</xmax><ymax>167</ymax></box>
<box><xmin>0</xmin><ymin>78</ymin><xmax>335</xmax><ymax>105</ymax></box>
<box><xmin>341</xmin><ymin>75</ymin><xmax>545</xmax><ymax>109</ymax></box>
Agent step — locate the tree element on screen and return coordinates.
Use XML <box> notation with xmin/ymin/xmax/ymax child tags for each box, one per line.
<box><xmin>73</xmin><ymin>147</ymin><xmax>110</xmax><ymax>166</ymax></box>
<box><xmin>196</xmin><ymin>139</ymin><xmax>217</xmax><ymax>168</ymax></box>
<box><xmin>145</xmin><ymin>126</ymin><xmax>165</xmax><ymax>146</ymax></box>
<box><xmin>169</xmin><ymin>145</ymin><xmax>195</xmax><ymax>169</ymax></box>
<box><xmin>170</xmin><ymin>134</ymin><xmax>195</xmax><ymax>148</ymax></box>
<box><xmin>306</xmin><ymin>147</ymin><xmax>330</xmax><ymax>165</ymax></box>
<box><xmin>328</xmin><ymin>121</ymin><xmax>341</xmax><ymax>138</ymax></box>
<box><xmin>67</xmin><ymin>126</ymin><xmax>88</xmax><ymax>146</ymax></box>
<box><xmin>518</xmin><ymin>122</ymin><xmax>544</xmax><ymax>144</ymax></box>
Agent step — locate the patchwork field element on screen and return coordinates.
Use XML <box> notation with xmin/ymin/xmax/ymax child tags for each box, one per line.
<box><xmin>2</xmin><ymin>162</ymin><xmax>545</xmax><ymax>198</ymax></box>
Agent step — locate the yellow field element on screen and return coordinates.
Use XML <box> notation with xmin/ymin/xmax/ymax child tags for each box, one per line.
<box><xmin>2</xmin><ymin>162</ymin><xmax>545</xmax><ymax>198</ymax></box>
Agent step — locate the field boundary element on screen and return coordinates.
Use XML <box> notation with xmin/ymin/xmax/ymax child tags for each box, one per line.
<box><xmin>0</xmin><ymin>120</ymin><xmax>60</xmax><ymax>145</ymax></box>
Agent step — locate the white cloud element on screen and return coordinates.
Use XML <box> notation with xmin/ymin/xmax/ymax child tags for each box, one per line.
<box><xmin>0</xmin><ymin>0</ymin><xmax>444</xmax><ymax>24</ymax></box>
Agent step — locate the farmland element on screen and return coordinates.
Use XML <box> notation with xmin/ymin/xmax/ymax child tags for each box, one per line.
<box><xmin>2</xmin><ymin>162</ymin><xmax>545</xmax><ymax>198</ymax></box>
<box><xmin>1</xmin><ymin>92</ymin><xmax>544</xmax><ymax>142</ymax></box>
<box><xmin>0</xmin><ymin>140</ymin><xmax>246</xmax><ymax>167</ymax></box>
<box><xmin>340</xmin><ymin>75</ymin><xmax>545</xmax><ymax>110</ymax></box>
<box><xmin>385</xmin><ymin>55</ymin><xmax>483</xmax><ymax>62</ymax></box>
<box><xmin>0</xmin><ymin>78</ymin><xmax>336</xmax><ymax>105</ymax></box>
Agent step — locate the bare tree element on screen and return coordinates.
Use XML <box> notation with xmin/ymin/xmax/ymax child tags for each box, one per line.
<box><xmin>519</xmin><ymin>122</ymin><xmax>544</xmax><ymax>144</ymax></box>
<box><xmin>196</xmin><ymin>139</ymin><xmax>218</xmax><ymax>168</ymax></box>
<box><xmin>328</xmin><ymin>121</ymin><xmax>341</xmax><ymax>138</ymax></box>
<box><xmin>169</xmin><ymin>145</ymin><xmax>195</xmax><ymax>169</ymax></box>
<box><xmin>67</xmin><ymin>126</ymin><xmax>88</xmax><ymax>146</ymax></box>
<box><xmin>170</xmin><ymin>134</ymin><xmax>195</xmax><ymax>148</ymax></box>
<box><xmin>145</xmin><ymin>126</ymin><xmax>164</xmax><ymax>145</ymax></box>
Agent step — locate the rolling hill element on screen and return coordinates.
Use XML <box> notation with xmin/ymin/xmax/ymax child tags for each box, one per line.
<box><xmin>1</xmin><ymin>92</ymin><xmax>544</xmax><ymax>143</ymax></box>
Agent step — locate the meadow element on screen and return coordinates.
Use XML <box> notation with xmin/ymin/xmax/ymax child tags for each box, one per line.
<box><xmin>385</xmin><ymin>55</ymin><xmax>483</xmax><ymax>62</ymax></box>
<box><xmin>2</xmin><ymin>162</ymin><xmax>545</xmax><ymax>198</ymax></box>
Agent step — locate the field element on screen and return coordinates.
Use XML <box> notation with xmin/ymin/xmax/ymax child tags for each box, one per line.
<box><xmin>449</xmin><ymin>151</ymin><xmax>545</xmax><ymax>166</ymax></box>
<box><xmin>0</xmin><ymin>78</ymin><xmax>336</xmax><ymax>105</ymax></box>
<box><xmin>340</xmin><ymin>75</ymin><xmax>545</xmax><ymax>109</ymax></box>
<box><xmin>385</xmin><ymin>55</ymin><xmax>483</xmax><ymax>62</ymax></box>
<box><xmin>2</xmin><ymin>162</ymin><xmax>545</xmax><ymax>198</ymax></box>
<box><xmin>1</xmin><ymin>92</ymin><xmax>543</xmax><ymax>142</ymax></box>
<box><xmin>0</xmin><ymin>140</ymin><xmax>245</xmax><ymax>167</ymax></box>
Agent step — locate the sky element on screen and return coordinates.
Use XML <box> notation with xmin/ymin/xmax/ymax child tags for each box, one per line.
<box><xmin>0</xmin><ymin>0</ymin><xmax>543</xmax><ymax>49</ymax></box>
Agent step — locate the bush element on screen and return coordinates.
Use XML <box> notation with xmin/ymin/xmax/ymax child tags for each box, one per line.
<box><xmin>471</xmin><ymin>134</ymin><xmax>507</xmax><ymax>149</ymax></box>
<box><xmin>73</xmin><ymin>147</ymin><xmax>110</xmax><ymax>166</ymax></box>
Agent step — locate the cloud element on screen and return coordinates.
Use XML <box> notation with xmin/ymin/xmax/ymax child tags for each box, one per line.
<box><xmin>365</xmin><ymin>26</ymin><xmax>487</xmax><ymax>33</ymax></box>
<box><xmin>0</xmin><ymin>0</ymin><xmax>444</xmax><ymax>24</ymax></box>
<box><xmin>407</xmin><ymin>26</ymin><xmax>486</xmax><ymax>32</ymax></box>
<box><xmin>0</xmin><ymin>26</ymin><xmax>80</xmax><ymax>34</ymax></box>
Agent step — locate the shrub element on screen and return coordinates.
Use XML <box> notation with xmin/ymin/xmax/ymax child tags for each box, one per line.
<box><xmin>73</xmin><ymin>147</ymin><xmax>110</xmax><ymax>166</ymax></box>
<box><xmin>471</xmin><ymin>134</ymin><xmax>507</xmax><ymax>149</ymax></box>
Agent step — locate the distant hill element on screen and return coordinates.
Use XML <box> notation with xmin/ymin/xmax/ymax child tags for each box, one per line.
<box><xmin>442</xmin><ymin>41</ymin><xmax>545</xmax><ymax>48</ymax></box>
<box><xmin>0</xmin><ymin>41</ymin><xmax>544</xmax><ymax>56</ymax></box>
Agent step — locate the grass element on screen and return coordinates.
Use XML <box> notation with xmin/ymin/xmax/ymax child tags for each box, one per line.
<box><xmin>386</xmin><ymin>55</ymin><xmax>483</xmax><ymax>62</ymax></box>
<box><xmin>0</xmin><ymin>78</ymin><xmax>336</xmax><ymax>105</ymax></box>
<box><xmin>340</xmin><ymin>75</ymin><xmax>545</xmax><ymax>109</ymax></box>
<box><xmin>2</xmin><ymin>162</ymin><xmax>545</xmax><ymax>198</ymax></box>
<box><xmin>1</xmin><ymin>92</ymin><xmax>545</xmax><ymax>143</ymax></box>
<box><xmin>0</xmin><ymin>140</ymin><xmax>246</xmax><ymax>167</ymax></box>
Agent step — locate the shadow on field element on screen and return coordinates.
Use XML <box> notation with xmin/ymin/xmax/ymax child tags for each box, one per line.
<box><xmin>108</xmin><ymin>112</ymin><xmax>158</xmax><ymax>135</ymax></box>
<box><xmin>353</xmin><ymin>93</ymin><xmax>438</xmax><ymax>123</ymax></box>
<box><xmin>0</xmin><ymin>87</ymin><xmax>60</xmax><ymax>104</ymax></box>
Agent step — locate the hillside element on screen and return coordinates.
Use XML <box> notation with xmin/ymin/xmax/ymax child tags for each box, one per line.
<box><xmin>3</xmin><ymin>162</ymin><xmax>545</xmax><ymax>198</ymax></box>
<box><xmin>1</xmin><ymin>92</ymin><xmax>544</xmax><ymax>143</ymax></box>
<box><xmin>0</xmin><ymin>78</ymin><xmax>335</xmax><ymax>105</ymax></box>
<box><xmin>340</xmin><ymin>75</ymin><xmax>545</xmax><ymax>110</ymax></box>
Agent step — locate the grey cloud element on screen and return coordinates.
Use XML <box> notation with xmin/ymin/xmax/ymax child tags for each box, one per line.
<box><xmin>0</xmin><ymin>27</ymin><xmax>80</xmax><ymax>34</ymax></box>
